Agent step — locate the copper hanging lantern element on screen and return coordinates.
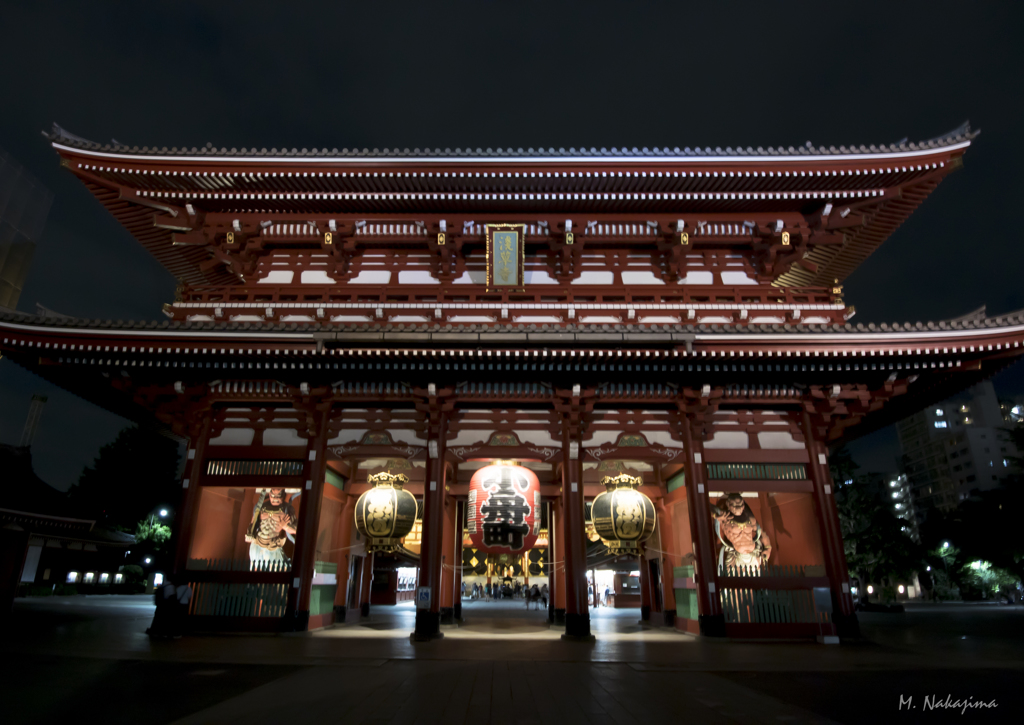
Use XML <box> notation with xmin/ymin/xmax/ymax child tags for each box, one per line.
<box><xmin>590</xmin><ymin>473</ymin><xmax>656</xmax><ymax>556</ymax></box>
<box><xmin>354</xmin><ymin>471</ymin><xmax>418</xmax><ymax>553</ymax></box>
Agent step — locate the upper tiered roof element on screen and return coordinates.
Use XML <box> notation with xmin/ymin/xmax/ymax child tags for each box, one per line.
<box><xmin>46</xmin><ymin>124</ymin><xmax>975</xmax><ymax>290</ymax></box>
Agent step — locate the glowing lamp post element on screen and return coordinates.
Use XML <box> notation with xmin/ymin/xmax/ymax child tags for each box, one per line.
<box><xmin>467</xmin><ymin>462</ymin><xmax>541</xmax><ymax>555</ymax></box>
<box><xmin>591</xmin><ymin>473</ymin><xmax>656</xmax><ymax>556</ymax></box>
<box><xmin>354</xmin><ymin>472</ymin><xmax>418</xmax><ymax>553</ymax></box>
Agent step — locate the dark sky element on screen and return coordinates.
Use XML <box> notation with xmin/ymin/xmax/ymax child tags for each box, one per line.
<box><xmin>1</xmin><ymin>1</ymin><xmax>1022</xmax><ymax>488</ymax></box>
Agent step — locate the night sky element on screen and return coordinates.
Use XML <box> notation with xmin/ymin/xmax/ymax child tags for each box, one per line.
<box><xmin>1</xmin><ymin>2</ymin><xmax>1022</xmax><ymax>490</ymax></box>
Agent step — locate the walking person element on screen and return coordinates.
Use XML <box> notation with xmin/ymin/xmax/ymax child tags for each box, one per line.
<box><xmin>529</xmin><ymin>584</ymin><xmax>540</xmax><ymax>610</ymax></box>
<box><xmin>168</xmin><ymin>580</ymin><xmax>194</xmax><ymax>637</ymax></box>
<box><xmin>146</xmin><ymin>576</ymin><xmax>176</xmax><ymax>638</ymax></box>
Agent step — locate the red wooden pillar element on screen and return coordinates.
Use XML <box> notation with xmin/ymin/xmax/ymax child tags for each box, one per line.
<box><xmin>288</xmin><ymin>406</ymin><xmax>331</xmax><ymax>631</ymax></box>
<box><xmin>414</xmin><ymin>413</ymin><xmax>448</xmax><ymax>640</ymax></box>
<box><xmin>682</xmin><ymin>417</ymin><xmax>725</xmax><ymax>636</ymax></box>
<box><xmin>551</xmin><ymin>499</ymin><xmax>565</xmax><ymax>624</ymax></box>
<box><xmin>561</xmin><ymin>425</ymin><xmax>593</xmax><ymax>640</ymax></box>
<box><xmin>655</xmin><ymin>501</ymin><xmax>678</xmax><ymax>621</ymax></box>
<box><xmin>359</xmin><ymin>552</ymin><xmax>374</xmax><ymax>616</ymax></box>
<box><xmin>639</xmin><ymin>557</ymin><xmax>653</xmax><ymax>621</ymax></box>
<box><xmin>172</xmin><ymin>412</ymin><xmax>214</xmax><ymax>578</ymax></box>
<box><xmin>439</xmin><ymin>484</ymin><xmax>457</xmax><ymax>624</ymax></box>
<box><xmin>332</xmin><ymin>492</ymin><xmax>357</xmax><ymax>621</ymax></box>
<box><xmin>801</xmin><ymin>411</ymin><xmax>859</xmax><ymax>638</ymax></box>
<box><xmin>453</xmin><ymin>500</ymin><xmax>465</xmax><ymax>621</ymax></box>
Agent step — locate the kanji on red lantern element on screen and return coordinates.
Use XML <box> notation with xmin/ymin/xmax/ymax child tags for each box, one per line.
<box><xmin>467</xmin><ymin>463</ymin><xmax>540</xmax><ymax>554</ymax></box>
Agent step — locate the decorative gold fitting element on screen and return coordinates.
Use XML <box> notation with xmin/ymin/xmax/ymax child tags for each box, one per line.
<box><xmin>781</xmin><ymin>231</ymin><xmax>790</xmax><ymax>246</ymax></box>
<box><xmin>367</xmin><ymin>471</ymin><xmax>411</xmax><ymax>488</ymax></box>
<box><xmin>437</xmin><ymin>232</ymin><xmax>445</xmax><ymax>245</ymax></box>
<box><xmin>599</xmin><ymin>473</ymin><xmax>643</xmax><ymax>489</ymax></box>
<box><xmin>565</xmin><ymin>232</ymin><xmax>574</xmax><ymax>245</ymax></box>
<box><xmin>324</xmin><ymin>232</ymin><xmax>333</xmax><ymax>244</ymax></box>
<box><xmin>59</xmin><ymin>158</ymin><xmax>70</xmax><ymax>169</ymax></box>
<box><xmin>226</xmin><ymin>231</ymin><xmax>235</xmax><ymax>244</ymax></box>
<box><xmin>679</xmin><ymin>232</ymin><xmax>689</xmax><ymax>245</ymax></box>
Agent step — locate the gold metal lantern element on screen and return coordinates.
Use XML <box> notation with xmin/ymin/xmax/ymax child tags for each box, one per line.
<box><xmin>590</xmin><ymin>473</ymin><xmax>656</xmax><ymax>556</ymax></box>
<box><xmin>354</xmin><ymin>471</ymin><xmax>418</xmax><ymax>553</ymax></box>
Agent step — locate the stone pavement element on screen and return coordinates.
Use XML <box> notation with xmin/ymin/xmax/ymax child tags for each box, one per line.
<box><xmin>7</xmin><ymin>596</ymin><xmax>1023</xmax><ymax>724</ymax></box>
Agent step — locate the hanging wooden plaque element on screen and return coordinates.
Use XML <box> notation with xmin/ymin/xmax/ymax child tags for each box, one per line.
<box><xmin>485</xmin><ymin>223</ymin><xmax>526</xmax><ymax>292</ymax></box>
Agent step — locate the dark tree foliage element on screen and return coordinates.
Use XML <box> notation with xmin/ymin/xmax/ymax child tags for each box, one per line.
<box><xmin>828</xmin><ymin>445</ymin><xmax>859</xmax><ymax>489</ymax></box>
<box><xmin>67</xmin><ymin>426</ymin><xmax>181</xmax><ymax>530</ymax></box>
<box><xmin>831</xmin><ymin>446</ymin><xmax>924</xmax><ymax>600</ymax></box>
<box><xmin>923</xmin><ymin>482</ymin><xmax>1024</xmax><ymax>586</ymax></box>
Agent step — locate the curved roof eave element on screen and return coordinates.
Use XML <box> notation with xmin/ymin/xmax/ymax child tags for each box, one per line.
<box><xmin>45</xmin><ymin>122</ymin><xmax>978</xmax><ymax>166</ymax></box>
<box><xmin>50</xmin><ymin>140</ymin><xmax>972</xmax><ymax>166</ymax></box>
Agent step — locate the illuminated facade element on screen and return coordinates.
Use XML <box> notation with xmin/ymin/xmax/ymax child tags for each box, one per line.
<box><xmin>2</xmin><ymin>123</ymin><xmax>1022</xmax><ymax>640</ymax></box>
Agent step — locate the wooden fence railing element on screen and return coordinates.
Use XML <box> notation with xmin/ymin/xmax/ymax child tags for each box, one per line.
<box><xmin>206</xmin><ymin>460</ymin><xmax>305</xmax><ymax>476</ymax></box>
<box><xmin>188</xmin><ymin>581</ymin><xmax>289</xmax><ymax>618</ymax></box>
<box><xmin>707</xmin><ymin>463</ymin><xmax>807</xmax><ymax>480</ymax></box>
<box><xmin>187</xmin><ymin>558</ymin><xmax>291</xmax><ymax>572</ymax></box>
<box><xmin>720</xmin><ymin>588</ymin><xmax>831</xmax><ymax>625</ymax></box>
<box><xmin>721</xmin><ymin>564</ymin><xmax>823</xmax><ymax>578</ymax></box>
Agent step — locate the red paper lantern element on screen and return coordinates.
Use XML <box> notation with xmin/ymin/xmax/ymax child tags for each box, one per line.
<box><xmin>467</xmin><ymin>463</ymin><xmax>541</xmax><ymax>554</ymax></box>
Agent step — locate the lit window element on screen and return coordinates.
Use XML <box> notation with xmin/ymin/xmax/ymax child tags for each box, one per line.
<box><xmin>66</xmin><ymin>572</ymin><xmax>79</xmax><ymax>583</ymax></box>
<box><xmin>114</xmin><ymin>573</ymin><xmax>123</xmax><ymax>584</ymax></box>
<box><xmin>153</xmin><ymin>573</ymin><xmax>164</xmax><ymax>587</ymax></box>
<box><xmin>934</xmin><ymin>421</ymin><xmax>947</xmax><ymax>428</ymax></box>
<box><xmin>99</xmin><ymin>573</ymin><xmax>110</xmax><ymax>584</ymax></box>
<box><xmin>83</xmin><ymin>572</ymin><xmax>95</xmax><ymax>583</ymax></box>
<box><xmin>935</xmin><ymin>409</ymin><xmax>944</xmax><ymax>416</ymax></box>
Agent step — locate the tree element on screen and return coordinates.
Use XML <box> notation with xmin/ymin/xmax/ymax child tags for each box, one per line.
<box><xmin>831</xmin><ymin>448</ymin><xmax>924</xmax><ymax>601</ymax></box>
<box><xmin>838</xmin><ymin>485</ymin><xmax>924</xmax><ymax>601</ymax></box>
<box><xmin>135</xmin><ymin>515</ymin><xmax>173</xmax><ymax>569</ymax></box>
<box><xmin>925</xmin><ymin>484</ymin><xmax>1024</xmax><ymax>587</ymax></box>
<box><xmin>829</xmin><ymin>445</ymin><xmax>859</xmax><ymax>489</ymax></box>
<box><xmin>67</xmin><ymin>425</ymin><xmax>182</xmax><ymax>530</ymax></box>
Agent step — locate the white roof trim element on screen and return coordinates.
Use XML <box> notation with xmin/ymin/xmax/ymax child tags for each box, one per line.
<box><xmin>52</xmin><ymin>141</ymin><xmax>972</xmax><ymax>166</ymax></box>
<box><xmin>2</xmin><ymin>317</ymin><xmax>1021</xmax><ymax>345</ymax></box>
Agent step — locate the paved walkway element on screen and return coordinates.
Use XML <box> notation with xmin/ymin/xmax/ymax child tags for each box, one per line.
<box><xmin>7</xmin><ymin>595</ymin><xmax>1023</xmax><ymax>723</ymax></box>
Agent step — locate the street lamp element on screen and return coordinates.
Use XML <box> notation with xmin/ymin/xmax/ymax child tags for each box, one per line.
<box><xmin>144</xmin><ymin>557</ymin><xmax>152</xmax><ymax>564</ymax></box>
<box><xmin>159</xmin><ymin>509</ymin><xmax>169</xmax><ymax>518</ymax></box>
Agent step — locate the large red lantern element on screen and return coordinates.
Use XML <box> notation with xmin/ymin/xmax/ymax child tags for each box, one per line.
<box><xmin>467</xmin><ymin>462</ymin><xmax>541</xmax><ymax>554</ymax></box>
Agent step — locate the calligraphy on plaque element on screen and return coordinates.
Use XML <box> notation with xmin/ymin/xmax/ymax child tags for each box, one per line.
<box><xmin>485</xmin><ymin>223</ymin><xmax>526</xmax><ymax>292</ymax></box>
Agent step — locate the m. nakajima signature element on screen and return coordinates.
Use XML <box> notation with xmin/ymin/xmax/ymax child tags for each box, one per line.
<box><xmin>899</xmin><ymin>694</ymin><xmax>997</xmax><ymax>714</ymax></box>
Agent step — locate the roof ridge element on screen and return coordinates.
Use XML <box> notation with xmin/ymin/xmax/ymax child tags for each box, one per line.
<box><xmin>44</xmin><ymin>122</ymin><xmax>979</xmax><ymax>160</ymax></box>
